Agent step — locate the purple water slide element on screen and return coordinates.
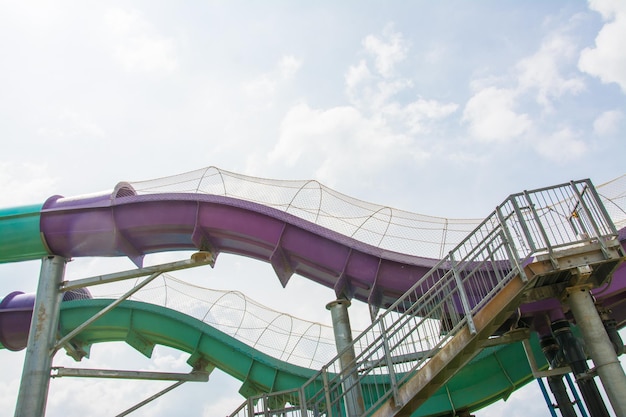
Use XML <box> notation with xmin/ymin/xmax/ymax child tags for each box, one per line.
<box><xmin>41</xmin><ymin>190</ymin><xmax>439</xmax><ymax>310</ymax></box>
<box><xmin>38</xmin><ymin>186</ymin><xmax>626</xmax><ymax>327</ymax></box>
<box><xmin>0</xmin><ymin>289</ymin><xmax>91</xmax><ymax>351</ymax></box>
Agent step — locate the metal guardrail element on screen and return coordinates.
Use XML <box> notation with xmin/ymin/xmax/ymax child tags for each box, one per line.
<box><xmin>229</xmin><ymin>179</ymin><xmax>619</xmax><ymax>417</ymax></box>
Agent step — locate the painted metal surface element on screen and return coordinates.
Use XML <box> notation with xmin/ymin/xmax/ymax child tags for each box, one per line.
<box><xmin>0</xmin><ymin>297</ymin><xmax>549</xmax><ymax>416</ymax></box>
<box><xmin>0</xmin><ymin>204</ymin><xmax>47</xmax><ymax>263</ymax></box>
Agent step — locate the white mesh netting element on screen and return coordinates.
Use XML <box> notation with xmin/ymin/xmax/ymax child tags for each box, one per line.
<box><xmin>100</xmin><ymin>168</ymin><xmax>625</xmax><ymax>368</ymax></box>
<box><xmin>121</xmin><ymin>167</ymin><xmax>486</xmax><ymax>259</ymax></box>
<box><xmin>97</xmin><ymin>274</ymin><xmax>344</xmax><ymax>369</ymax></box>
<box><xmin>597</xmin><ymin>174</ymin><xmax>626</xmax><ymax>230</ymax></box>
<box><xmin>121</xmin><ymin>167</ymin><xmax>625</xmax><ymax>258</ymax></box>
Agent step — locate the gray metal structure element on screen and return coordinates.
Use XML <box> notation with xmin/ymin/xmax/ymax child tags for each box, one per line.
<box><xmin>566</xmin><ymin>285</ymin><xmax>626</xmax><ymax>416</ymax></box>
<box><xmin>229</xmin><ymin>179</ymin><xmax>626</xmax><ymax>417</ymax></box>
<box><xmin>13</xmin><ymin>254</ymin><xmax>215</xmax><ymax>417</ymax></box>
<box><xmin>327</xmin><ymin>299</ymin><xmax>365</xmax><ymax>416</ymax></box>
<box><xmin>12</xmin><ymin>179</ymin><xmax>626</xmax><ymax>417</ymax></box>
<box><xmin>15</xmin><ymin>256</ymin><xmax>66</xmax><ymax>417</ymax></box>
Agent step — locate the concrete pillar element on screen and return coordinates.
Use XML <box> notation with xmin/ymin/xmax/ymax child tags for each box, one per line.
<box><xmin>15</xmin><ymin>256</ymin><xmax>66</xmax><ymax>417</ymax></box>
<box><xmin>566</xmin><ymin>285</ymin><xmax>626</xmax><ymax>417</ymax></box>
<box><xmin>326</xmin><ymin>299</ymin><xmax>365</xmax><ymax>416</ymax></box>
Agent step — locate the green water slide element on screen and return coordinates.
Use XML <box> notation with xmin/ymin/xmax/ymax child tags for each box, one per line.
<box><xmin>2</xmin><ymin>298</ymin><xmax>545</xmax><ymax>416</ymax></box>
<box><xmin>0</xmin><ymin>205</ymin><xmax>47</xmax><ymax>263</ymax></box>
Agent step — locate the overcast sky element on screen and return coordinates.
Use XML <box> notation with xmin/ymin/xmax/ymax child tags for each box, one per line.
<box><xmin>0</xmin><ymin>1</ymin><xmax>625</xmax><ymax>416</ymax></box>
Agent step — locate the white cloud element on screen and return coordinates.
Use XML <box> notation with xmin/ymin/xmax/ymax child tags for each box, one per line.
<box><xmin>243</xmin><ymin>55</ymin><xmax>302</xmax><ymax>101</ymax></box>
<box><xmin>587</xmin><ymin>0</ymin><xmax>626</xmax><ymax>20</ymax></box>
<box><xmin>268</xmin><ymin>102</ymin><xmax>425</xmax><ymax>186</ymax></box>
<box><xmin>516</xmin><ymin>33</ymin><xmax>585</xmax><ymax>109</ymax></box>
<box><xmin>405</xmin><ymin>98</ymin><xmax>458</xmax><ymax>122</ymax></box>
<box><xmin>533</xmin><ymin>127</ymin><xmax>588</xmax><ymax>162</ymax></box>
<box><xmin>261</xmin><ymin>26</ymin><xmax>460</xmax><ymax>186</ymax></box>
<box><xmin>202</xmin><ymin>393</ymin><xmax>246</xmax><ymax>417</ymax></box>
<box><xmin>0</xmin><ymin>162</ymin><xmax>57</xmax><ymax>206</ymax></box>
<box><xmin>278</xmin><ymin>55</ymin><xmax>302</xmax><ymax>80</ymax></box>
<box><xmin>462</xmin><ymin>87</ymin><xmax>532</xmax><ymax>142</ymax></box>
<box><xmin>345</xmin><ymin>60</ymin><xmax>373</xmax><ymax>92</ymax></box>
<box><xmin>103</xmin><ymin>8</ymin><xmax>178</xmax><ymax>73</ymax></box>
<box><xmin>593</xmin><ymin>109</ymin><xmax>623</xmax><ymax>135</ymax></box>
<box><xmin>37</xmin><ymin>109</ymin><xmax>105</xmax><ymax>140</ymax></box>
<box><xmin>579</xmin><ymin>0</ymin><xmax>626</xmax><ymax>93</ymax></box>
<box><xmin>344</xmin><ymin>29</ymin><xmax>457</xmax><ymax>136</ymax></box>
<box><xmin>382</xmin><ymin>98</ymin><xmax>458</xmax><ymax>134</ymax></box>
<box><xmin>152</xmin><ymin>350</ymin><xmax>189</xmax><ymax>371</ymax></box>
<box><xmin>243</xmin><ymin>74</ymin><xmax>277</xmax><ymax>100</ymax></box>
<box><xmin>362</xmin><ymin>25</ymin><xmax>409</xmax><ymax>78</ymax></box>
<box><xmin>424</xmin><ymin>42</ymin><xmax>447</xmax><ymax>65</ymax></box>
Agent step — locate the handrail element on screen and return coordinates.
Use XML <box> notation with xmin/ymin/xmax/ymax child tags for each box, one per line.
<box><xmin>229</xmin><ymin>179</ymin><xmax>620</xmax><ymax>416</ymax></box>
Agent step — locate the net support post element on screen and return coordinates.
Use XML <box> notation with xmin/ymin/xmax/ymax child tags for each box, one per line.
<box><xmin>326</xmin><ymin>299</ymin><xmax>365</xmax><ymax>416</ymax></box>
<box><xmin>14</xmin><ymin>256</ymin><xmax>66</xmax><ymax>417</ymax></box>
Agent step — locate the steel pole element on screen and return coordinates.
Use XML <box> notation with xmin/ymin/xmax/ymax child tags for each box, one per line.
<box><xmin>15</xmin><ymin>256</ymin><xmax>66</xmax><ymax>417</ymax></box>
<box><xmin>566</xmin><ymin>285</ymin><xmax>626</xmax><ymax>417</ymax></box>
<box><xmin>326</xmin><ymin>299</ymin><xmax>365</xmax><ymax>416</ymax></box>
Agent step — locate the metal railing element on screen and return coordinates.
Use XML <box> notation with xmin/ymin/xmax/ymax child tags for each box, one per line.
<box><xmin>229</xmin><ymin>179</ymin><xmax>619</xmax><ymax>417</ymax></box>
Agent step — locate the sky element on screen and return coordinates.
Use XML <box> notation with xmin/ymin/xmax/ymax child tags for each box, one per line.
<box><xmin>0</xmin><ymin>0</ymin><xmax>625</xmax><ymax>416</ymax></box>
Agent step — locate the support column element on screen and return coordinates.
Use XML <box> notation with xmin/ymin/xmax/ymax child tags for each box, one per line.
<box><xmin>326</xmin><ymin>299</ymin><xmax>365</xmax><ymax>416</ymax></box>
<box><xmin>15</xmin><ymin>256</ymin><xmax>66</xmax><ymax>417</ymax></box>
<box><xmin>550</xmin><ymin>319</ymin><xmax>609</xmax><ymax>417</ymax></box>
<box><xmin>540</xmin><ymin>335</ymin><xmax>578</xmax><ymax>417</ymax></box>
<box><xmin>566</xmin><ymin>285</ymin><xmax>626</xmax><ymax>417</ymax></box>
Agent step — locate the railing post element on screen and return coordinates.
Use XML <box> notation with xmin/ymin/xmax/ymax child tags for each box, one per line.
<box><xmin>582</xmin><ymin>179</ymin><xmax>619</xmax><ymax>236</ymax></box>
<box><xmin>496</xmin><ymin>207</ymin><xmax>527</xmax><ymax>283</ymax></box>
<box><xmin>449</xmin><ymin>253</ymin><xmax>476</xmax><ymax>335</ymax></box>
<box><xmin>509</xmin><ymin>197</ymin><xmax>537</xmax><ymax>253</ymax></box>
<box><xmin>321</xmin><ymin>366</ymin><xmax>333</xmax><ymax>416</ymax></box>
<box><xmin>379</xmin><ymin>319</ymin><xmax>400</xmax><ymax>404</ymax></box>
<box><xmin>523</xmin><ymin>190</ymin><xmax>558</xmax><ymax>268</ymax></box>
<box><xmin>247</xmin><ymin>397</ymin><xmax>255</xmax><ymax>417</ymax></box>
<box><xmin>299</xmin><ymin>386</ymin><xmax>307</xmax><ymax>416</ymax></box>
<box><xmin>569</xmin><ymin>181</ymin><xmax>611</xmax><ymax>259</ymax></box>
<box><xmin>14</xmin><ymin>256</ymin><xmax>66</xmax><ymax>417</ymax></box>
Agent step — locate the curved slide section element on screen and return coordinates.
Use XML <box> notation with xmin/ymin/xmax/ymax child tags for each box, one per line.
<box><xmin>39</xmin><ymin>191</ymin><xmax>438</xmax><ymax>310</ymax></box>
<box><xmin>2</xmin><ymin>184</ymin><xmax>624</xmax><ymax>320</ymax></box>
<box><xmin>0</xmin><ymin>297</ymin><xmax>546</xmax><ymax>416</ymax></box>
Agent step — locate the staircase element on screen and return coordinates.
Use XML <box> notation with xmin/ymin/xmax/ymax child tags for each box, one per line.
<box><xmin>229</xmin><ymin>179</ymin><xmax>625</xmax><ymax>417</ymax></box>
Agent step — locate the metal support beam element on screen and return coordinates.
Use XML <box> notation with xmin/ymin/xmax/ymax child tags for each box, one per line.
<box><xmin>56</xmin><ymin>253</ymin><xmax>214</xmax><ymax>352</ymax></box>
<box><xmin>60</xmin><ymin>253</ymin><xmax>214</xmax><ymax>291</ymax></box>
<box><xmin>116</xmin><ymin>380</ymin><xmax>186</xmax><ymax>417</ymax></box>
<box><xmin>54</xmin><ymin>271</ymin><xmax>163</xmax><ymax>351</ymax></box>
<box><xmin>14</xmin><ymin>256</ymin><xmax>66</xmax><ymax>417</ymax></box>
<box><xmin>326</xmin><ymin>299</ymin><xmax>365</xmax><ymax>416</ymax></box>
<box><xmin>51</xmin><ymin>367</ymin><xmax>210</xmax><ymax>382</ymax></box>
<box><xmin>12</xmin><ymin>253</ymin><xmax>216</xmax><ymax>417</ymax></box>
<box><xmin>566</xmin><ymin>285</ymin><xmax>626</xmax><ymax>417</ymax></box>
